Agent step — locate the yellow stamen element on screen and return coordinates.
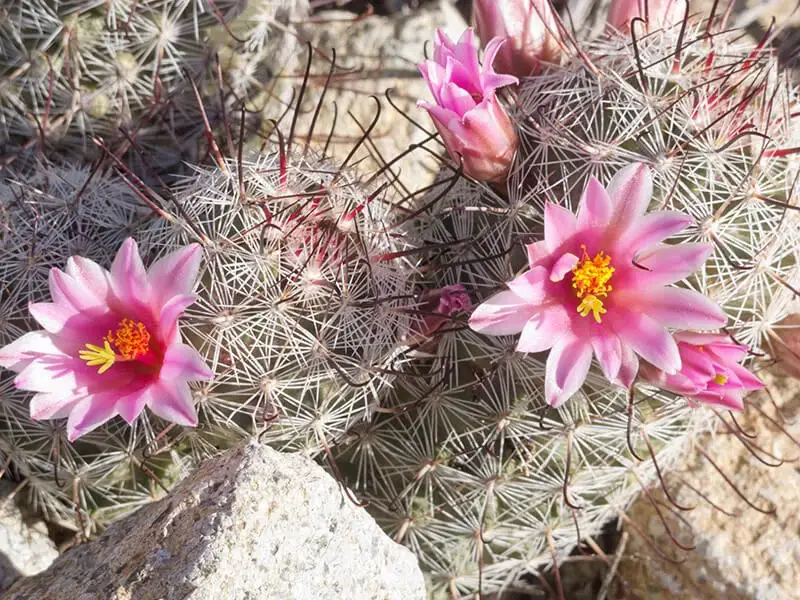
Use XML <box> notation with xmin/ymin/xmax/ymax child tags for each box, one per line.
<box><xmin>571</xmin><ymin>245</ymin><xmax>615</xmax><ymax>323</ymax></box>
<box><xmin>713</xmin><ymin>373</ymin><xmax>728</xmax><ymax>385</ymax></box>
<box><xmin>78</xmin><ymin>340</ymin><xmax>117</xmax><ymax>375</ymax></box>
<box><xmin>80</xmin><ymin>319</ymin><xmax>151</xmax><ymax>374</ymax></box>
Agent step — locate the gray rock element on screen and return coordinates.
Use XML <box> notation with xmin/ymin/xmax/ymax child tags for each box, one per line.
<box><xmin>0</xmin><ymin>482</ymin><xmax>58</xmax><ymax>593</ymax></box>
<box><xmin>4</xmin><ymin>442</ymin><xmax>425</xmax><ymax>600</ymax></box>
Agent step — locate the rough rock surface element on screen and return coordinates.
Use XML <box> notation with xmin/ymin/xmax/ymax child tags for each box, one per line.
<box><xmin>617</xmin><ymin>371</ymin><xmax>800</xmax><ymax>600</ymax></box>
<box><xmin>4</xmin><ymin>442</ymin><xmax>426</xmax><ymax>600</ymax></box>
<box><xmin>0</xmin><ymin>483</ymin><xmax>58</xmax><ymax>593</ymax></box>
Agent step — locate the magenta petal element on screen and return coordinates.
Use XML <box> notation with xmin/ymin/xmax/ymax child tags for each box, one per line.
<box><xmin>549</xmin><ymin>253</ymin><xmax>579</xmax><ymax>282</ymax></box>
<box><xmin>158</xmin><ymin>294</ymin><xmax>197</xmax><ymax>343</ymax></box>
<box><xmin>147</xmin><ymin>381</ymin><xmax>198</xmax><ymax>427</ymax></box>
<box><xmin>611</xmin><ymin>311</ymin><xmax>681</xmax><ymax>374</ymax></box>
<box><xmin>694</xmin><ymin>389</ymin><xmax>745</xmax><ymax>411</ymax></box>
<box><xmin>49</xmin><ymin>269</ymin><xmax>103</xmax><ymax>311</ymax></box>
<box><xmin>66</xmin><ymin>394</ymin><xmax>119</xmax><ymax>441</ymax></box>
<box><xmin>116</xmin><ymin>386</ymin><xmax>151</xmax><ymax>424</ymax></box>
<box><xmin>591</xmin><ymin>333</ymin><xmax>622</xmax><ymax>381</ymax></box>
<box><xmin>622</xmin><ymin>288</ymin><xmax>727</xmax><ymax>330</ymax></box>
<box><xmin>110</xmin><ymin>237</ymin><xmax>152</xmax><ymax>311</ymax></box>
<box><xmin>469</xmin><ymin>290</ymin><xmax>537</xmax><ymax>335</ymax></box>
<box><xmin>606</xmin><ymin>163</ymin><xmax>653</xmax><ymax>229</ymax></box>
<box><xmin>635</xmin><ymin>243</ymin><xmax>713</xmax><ymax>286</ymax></box>
<box><xmin>526</xmin><ymin>240</ymin><xmax>549</xmax><ymax>267</ymax></box>
<box><xmin>728</xmin><ymin>363</ymin><xmax>764</xmax><ymax>390</ymax></box>
<box><xmin>516</xmin><ymin>307</ymin><xmax>570</xmax><ymax>353</ymax></box>
<box><xmin>623</xmin><ymin>211</ymin><xmax>692</xmax><ymax>253</ymax></box>
<box><xmin>615</xmin><ymin>343</ymin><xmax>640</xmax><ymax>388</ymax></box>
<box><xmin>65</xmin><ymin>256</ymin><xmax>110</xmax><ymax>303</ymax></box>
<box><xmin>506</xmin><ymin>267</ymin><xmax>549</xmax><ymax>303</ymax></box>
<box><xmin>545</xmin><ymin>335</ymin><xmax>593</xmax><ymax>407</ymax></box>
<box><xmin>148</xmin><ymin>244</ymin><xmax>203</xmax><ymax>309</ymax></box>
<box><xmin>577</xmin><ymin>176</ymin><xmax>613</xmax><ymax>229</ymax></box>
<box><xmin>161</xmin><ymin>344</ymin><xmax>213</xmax><ymax>381</ymax></box>
<box><xmin>544</xmin><ymin>203</ymin><xmax>577</xmax><ymax>251</ymax></box>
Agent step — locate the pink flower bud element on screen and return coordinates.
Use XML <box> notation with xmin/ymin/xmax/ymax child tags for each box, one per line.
<box><xmin>417</xmin><ymin>29</ymin><xmax>520</xmax><ymax>183</ymax></box>
<box><xmin>420</xmin><ymin>284</ymin><xmax>472</xmax><ymax>337</ymax></box>
<box><xmin>473</xmin><ymin>0</ymin><xmax>562</xmax><ymax>78</ymax></box>
<box><xmin>639</xmin><ymin>332</ymin><xmax>764</xmax><ymax>411</ymax></box>
<box><xmin>770</xmin><ymin>313</ymin><xmax>800</xmax><ymax>378</ymax></box>
<box><xmin>607</xmin><ymin>0</ymin><xmax>687</xmax><ymax>33</ymax></box>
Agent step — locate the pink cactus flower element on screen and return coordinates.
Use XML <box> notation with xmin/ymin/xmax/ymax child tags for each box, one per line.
<box><xmin>473</xmin><ymin>0</ymin><xmax>563</xmax><ymax>78</ymax></box>
<box><xmin>469</xmin><ymin>164</ymin><xmax>726</xmax><ymax>407</ymax></box>
<box><xmin>607</xmin><ymin>0</ymin><xmax>687</xmax><ymax>33</ymax></box>
<box><xmin>0</xmin><ymin>239</ymin><xmax>212</xmax><ymax>441</ymax></box>
<box><xmin>639</xmin><ymin>332</ymin><xmax>764</xmax><ymax>410</ymax></box>
<box><xmin>417</xmin><ymin>28</ymin><xmax>519</xmax><ymax>183</ymax></box>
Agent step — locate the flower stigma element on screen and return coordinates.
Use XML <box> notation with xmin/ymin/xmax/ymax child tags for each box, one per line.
<box><xmin>79</xmin><ymin>318</ymin><xmax>152</xmax><ymax>374</ymax></box>
<box><xmin>572</xmin><ymin>245</ymin><xmax>615</xmax><ymax>323</ymax></box>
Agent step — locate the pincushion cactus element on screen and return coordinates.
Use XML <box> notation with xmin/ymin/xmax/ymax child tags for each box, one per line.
<box><xmin>333</xmin><ymin>11</ymin><xmax>800</xmax><ymax>598</ymax></box>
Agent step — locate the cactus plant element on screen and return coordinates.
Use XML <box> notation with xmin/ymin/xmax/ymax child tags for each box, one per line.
<box><xmin>333</xmin><ymin>14</ymin><xmax>800</xmax><ymax>597</ymax></box>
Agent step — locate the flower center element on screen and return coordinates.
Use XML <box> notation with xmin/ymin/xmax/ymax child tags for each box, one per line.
<box><xmin>713</xmin><ymin>373</ymin><xmax>728</xmax><ymax>385</ymax></box>
<box><xmin>79</xmin><ymin>318</ymin><xmax>152</xmax><ymax>374</ymax></box>
<box><xmin>571</xmin><ymin>245</ymin><xmax>615</xmax><ymax>323</ymax></box>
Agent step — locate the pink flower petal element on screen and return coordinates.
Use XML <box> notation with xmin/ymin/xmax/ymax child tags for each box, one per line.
<box><xmin>469</xmin><ymin>290</ymin><xmax>537</xmax><ymax>335</ymax></box>
<box><xmin>526</xmin><ymin>240</ymin><xmax>549</xmax><ymax>267</ymax></box>
<box><xmin>549</xmin><ymin>252</ymin><xmax>579</xmax><ymax>282</ymax></box>
<box><xmin>147</xmin><ymin>244</ymin><xmax>203</xmax><ymax>310</ymax></box>
<box><xmin>146</xmin><ymin>381</ymin><xmax>198</xmax><ymax>427</ymax></box>
<box><xmin>619</xmin><ymin>287</ymin><xmax>727</xmax><ymax>330</ymax></box>
<box><xmin>516</xmin><ymin>306</ymin><xmax>570</xmax><ymax>353</ymax></box>
<box><xmin>615</xmin><ymin>343</ymin><xmax>639</xmax><ymax>388</ymax></box>
<box><xmin>158</xmin><ymin>294</ymin><xmax>197</xmax><ymax>344</ymax></box>
<box><xmin>506</xmin><ymin>266</ymin><xmax>549</xmax><ymax>303</ymax></box>
<box><xmin>65</xmin><ymin>255</ymin><xmax>110</xmax><ymax>303</ymax></box>
<box><xmin>591</xmin><ymin>332</ymin><xmax>622</xmax><ymax>381</ymax></box>
<box><xmin>544</xmin><ymin>202</ymin><xmax>577</xmax><ymax>251</ymax></box>
<box><xmin>30</xmin><ymin>390</ymin><xmax>83</xmax><ymax>420</ymax></box>
<box><xmin>49</xmin><ymin>269</ymin><xmax>104</xmax><ymax>311</ymax></box>
<box><xmin>116</xmin><ymin>386</ymin><xmax>151</xmax><ymax>424</ymax></box>
<box><xmin>634</xmin><ymin>243</ymin><xmax>713</xmax><ymax>286</ymax></box>
<box><xmin>623</xmin><ymin>211</ymin><xmax>692</xmax><ymax>253</ymax></box>
<box><xmin>694</xmin><ymin>389</ymin><xmax>745</xmax><ymax>411</ymax></box>
<box><xmin>606</xmin><ymin>163</ymin><xmax>653</xmax><ymax>230</ymax></box>
<box><xmin>161</xmin><ymin>343</ymin><xmax>213</xmax><ymax>381</ymax></box>
<box><xmin>110</xmin><ymin>238</ymin><xmax>152</xmax><ymax>312</ymax></box>
<box><xmin>15</xmin><ymin>357</ymin><xmax>80</xmax><ymax>393</ymax></box>
<box><xmin>66</xmin><ymin>394</ymin><xmax>119</xmax><ymax>441</ymax></box>
<box><xmin>610</xmin><ymin>311</ymin><xmax>681</xmax><ymax>374</ymax></box>
<box><xmin>577</xmin><ymin>176</ymin><xmax>613</xmax><ymax>229</ymax></box>
<box><xmin>0</xmin><ymin>331</ymin><xmax>65</xmax><ymax>371</ymax></box>
<box><xmin>545</xmin><ymin>335</ymin><xmax>593</xmax><ymax>407</ymax></box>
<box><xmin>28</xmin><ymin>301</ymin><xmax>77</xmax><ymax>334</ymax></box>
<box><xmin>727</xmin><ymin>363</ymin><xmax>764</xmax><ymax>390</ymax></box>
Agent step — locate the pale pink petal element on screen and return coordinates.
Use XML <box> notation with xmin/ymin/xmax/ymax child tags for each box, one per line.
<box><xmin>694</xmin><ymin>389</ymin><xmax>745</xmax><ymax>411</ymax></box>
<box><xmin>161</xmin><ymin>344</ymin><xmax>213</xmax><ymax>381</ymax></box>
<box><xmin>606</xmin><ymin>163</ymin><xmax>653</xmax><ymax>229</ymax></box>
<box><xmin>615</xmin><ymin>343</ymin><xmax>640</xmax><ymax>388</ymax></box>
<box><xmin>623</xmin><ymin>211</ymin><xmax>691</xmax><ymax>253</ymax></box>
<box><xmin>0</xmin><ymin>331</ymin><xmax>66</xmax><ymax>371</ymax></box>
<box><xmin>673</xmin><ymin>331</ymin><xmax>731</xmax><ymax>347</ymax></box>
<box><xmin>66</xmin><ymin>394</ymin><xmax>119</xmax><ymax>441</ymax></box>
<box><xmin>550</xmin><ymin>252</ymin><xmax>579</xmax><ymax>282</ymax></box>
<box><xmin>469</xmin><ymin>290</ymin><xmax>537</xmax><ymax>335</ymax></box>
<box><xmin>591</xmin><ymin>333</ymin><xmax>622</xmax><ymax>381</ymax></box>
<box><xmin>15</xmin><ymin>357</ymin><xmax>80</xmax><ymax>393</ymax></box>
<box><xmin>146</xmin><ymin>381</ymin><xmax>198</xmax><ymax>427</ymax></box>
<box><xmin>516</xmin><ymin>307</ymin><xmax>570</xmax><ymax>353</ymax></box>
<box><xmin>544</xmin><ymin>203</ymin><xmax>577</xmax><ymax>251</ymax></box>
<box><xmin>577</xmin><ymin>176</ymin><xmax>613</xmax><ymax>229</ymax></box>
<box><xmin>28</xmin><ymin>301</ymin><xmax>76</xmax><ymax>334</ymax></box>
<box><xmin>110</xmin><ymin>238</ymin><xmax>152</xmax><ymax>310</ymax></box>
<box><xmin>727</xmin><ymin>363</ymin><xmax>764</xmax><ymax>390</ymax></box>
<box><xmin>148</xmin><ymin>244</ymin><xmax>203</xmax><ymax>309</ymax></box>
<box><xmin>49</xmin><ymin>269</ymin><xmax>103</xmax><ymax>311</ymax></box>
<box><xmin>506</xmin><ymin>266</ymin><xmax>549</xmax><ymax>303</ymax></box>
<box><xmin>158</xmin><ymin>294</ymin><xmax>196</xmax><ymax>343</ymax></box>
<box><xmin>116</xmin><ymin>386</ymin><xmax>151</xmax><ymax>424</ymax></box>
<box><xmin>545</xmin><ymin>335</ymin><xmax>593</xmax><ymax>407</ymax></box>
<box><xmin>620</xmin><ymin>288</ymin><xmax>727</xmax><ymax>329</ymax></box>
<box><xmin>30</xmin><ymin>390</ymin><xmax>83</xmax><ymax>420</ymax></box>
<box><xmin>64</xmin><ymin>255</ymin><xmax>110</xmax><ymax>303</ymax></box>
<box><xmin>526</xmin><ymin>240</ymin><xmax>549</xmax><ymax>267</ymax></box>
<box><xmin>610</xmin><ymin>311</ymin><xmax>681</xmax><ymax>374</ymax></box>
<box><xmin>634</xmin><ymin>243</ymin><xmax>713</xmax><ymax>286</ymax></box>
